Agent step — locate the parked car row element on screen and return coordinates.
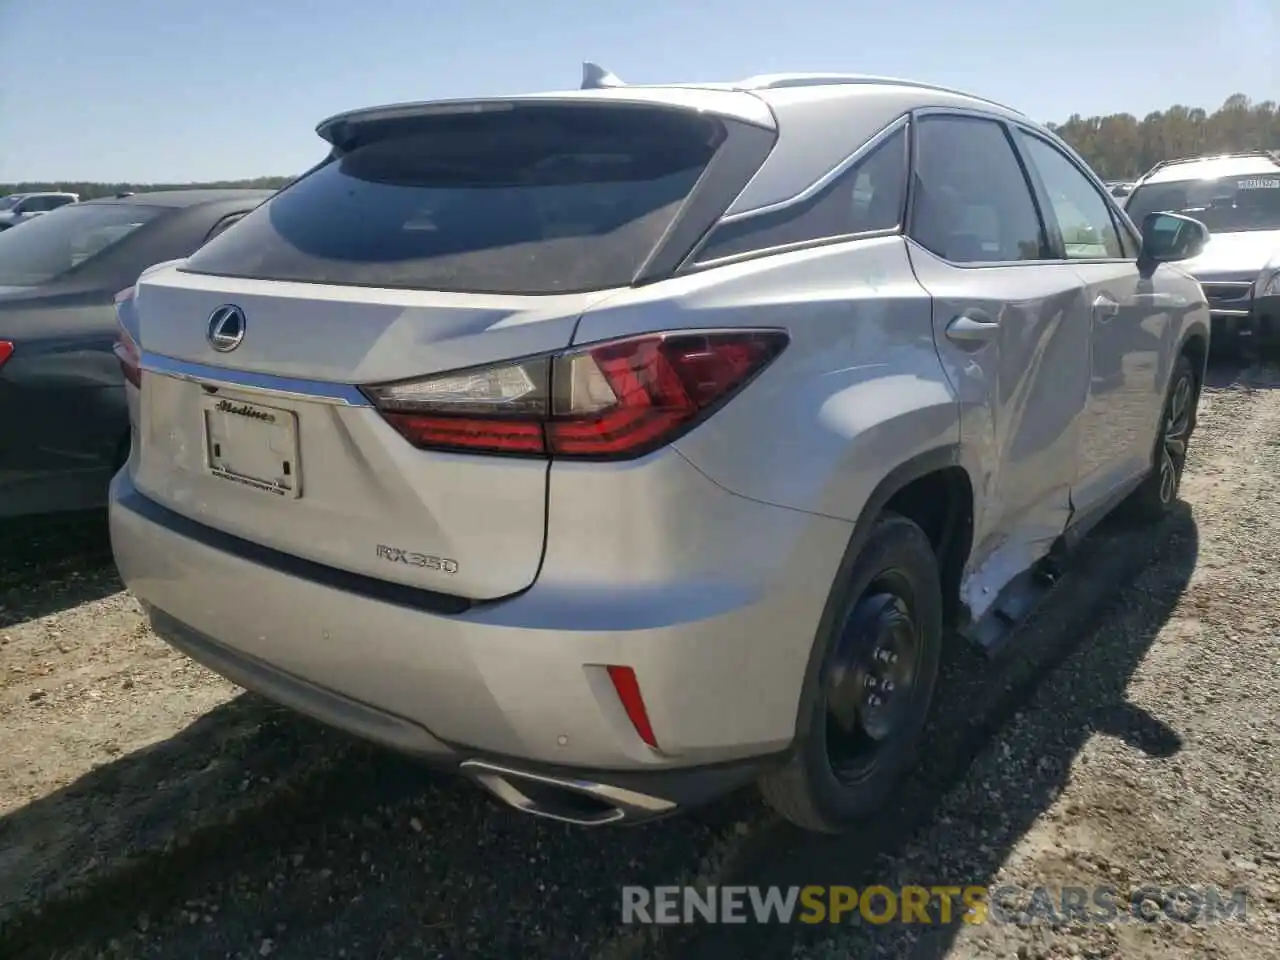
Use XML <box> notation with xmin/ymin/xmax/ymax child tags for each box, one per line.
<box><xmin>0</xmin><ymin>189</ymin><xmax>272</xmax><ymax>517</ymax></box>
<box><xmin>97</xmin><ymin>66</ymin><xmax>1212</xmax><ymax>834</ymax></box>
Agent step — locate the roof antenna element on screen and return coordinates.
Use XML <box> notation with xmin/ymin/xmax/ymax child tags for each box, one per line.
<box><xmin>581</xmin><ymin>61</ymin><xmax>626</xmax><ymax>89</ymax></box>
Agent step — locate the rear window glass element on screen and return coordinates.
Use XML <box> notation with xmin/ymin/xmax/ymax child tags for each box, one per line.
<box><xmin>0</xmin><ymin>202</ymin><xmax>164</xmax><ymax>286</ymax></box>
<box><xmin>183</xmin><ymin>105</ymin><xmax>725</xmax><ymax>294</ymax></box>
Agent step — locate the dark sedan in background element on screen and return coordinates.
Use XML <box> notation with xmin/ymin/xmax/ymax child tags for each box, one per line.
<box><xmin>0</xmin><ymin>189</ymin><xmax>272</xmax><ymax>518</ymax></box>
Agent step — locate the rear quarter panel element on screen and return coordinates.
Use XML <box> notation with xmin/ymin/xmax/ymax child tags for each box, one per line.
<box><xmin>570</xmin><ymin>235</ymin><xmax>962</xmax><ymax>522</ymax></box>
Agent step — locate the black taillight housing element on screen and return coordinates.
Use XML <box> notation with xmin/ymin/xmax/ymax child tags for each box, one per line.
<box><xmin>361</xmin><ymin>329</ymin><xmax>788</xmax><ymax>460</ymax></box>
<box><xmin>112</xmin><ymin>286</ymin><xmax>141</xmax><ymax>388</ymax></box>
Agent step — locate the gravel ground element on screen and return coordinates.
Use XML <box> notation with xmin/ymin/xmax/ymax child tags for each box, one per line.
<box><xmin>1</xmin><ymin>360</ymin><xmax>1278</xmax><ymax>960</ymax></box>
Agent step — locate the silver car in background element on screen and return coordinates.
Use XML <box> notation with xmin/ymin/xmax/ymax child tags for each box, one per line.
<box><xmin>108</xmin><ymin>67</ymin><xmax>1210</xmax><ymax>832</ymax></box>
<box><xmin>0</xmin><ymin>191</ymin><xmax>79</xmax><ymax>230</ymax></box>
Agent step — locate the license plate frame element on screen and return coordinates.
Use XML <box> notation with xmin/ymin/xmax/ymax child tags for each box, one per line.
<box><xmin>201</xmin><ymin>395</ymin><xmax>301</xmax><ymax>499</ymax></box>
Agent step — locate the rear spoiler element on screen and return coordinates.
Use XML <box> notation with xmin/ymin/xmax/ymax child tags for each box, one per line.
<box><xmin>318</xmin><ymin>61</ymin><xmax>626</xmax><ymax>147</ymax></box>
<box><xmin>315</xmin><ymin>62</ymin><xmax>775</xmax><ymax>149</ymax></box>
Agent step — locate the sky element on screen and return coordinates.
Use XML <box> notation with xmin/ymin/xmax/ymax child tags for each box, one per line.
<box><xmin>0</xmin><ymin>0</ymin><xmax>1275</xmax><ymax>183</ymax></box>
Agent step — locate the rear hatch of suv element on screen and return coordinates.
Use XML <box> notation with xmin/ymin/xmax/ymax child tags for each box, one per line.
<box><xmin>127</xmin><ymin>99</ymin><xmax>735</xmax><ymax>602</ymax></box>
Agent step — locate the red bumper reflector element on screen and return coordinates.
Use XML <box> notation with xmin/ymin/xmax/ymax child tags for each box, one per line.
<box><xmin>606</xmin><ymin>664</ymin><xmax>658</xmax><ymax>749</ymax></box>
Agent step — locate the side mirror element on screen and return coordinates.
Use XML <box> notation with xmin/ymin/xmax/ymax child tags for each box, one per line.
<box><xmin>1139</xmin><ymin>212</ymin><xmax>1209</xmax><ymax>265</ymax></box>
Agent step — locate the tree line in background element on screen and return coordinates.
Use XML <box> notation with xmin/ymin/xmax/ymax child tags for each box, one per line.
<box><xmin>0</xmin><ymin>176</ymin><xmax>293</xmax><ymax>201</ymax></box>
<box><xmin>3</xmin><ymin>94</ymin><xmax>1278</xmax><ymax>197</ymax></box>
<box><xmin>1048</xmin><ymin>94</ymin><xmax>1280</xmax><ymax>181</ymax></box>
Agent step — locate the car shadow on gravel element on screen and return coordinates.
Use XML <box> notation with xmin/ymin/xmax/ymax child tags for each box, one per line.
<box><xmin>1205</xmin><ymin>356</ymin><xmax>1279</xmax><ymax>390</ymax></box>
<box><xmin>0</xmin><ymin>505</ymin><xmax>1197</xmax><ymax>960</ymax></box>
<box><xmin>0</xmin><ymin>688</ymin><xmax>755</xmax><ymax>960</ymax></box>
<box><xmin>664</xmin><ymin>504</ymin><xmax>1198</xmax><ymax>960</ymax></box>
<box><xmin>0</xmin><ymin>509</ymin><xmax>118</xmax><ymax>621</ymax></box>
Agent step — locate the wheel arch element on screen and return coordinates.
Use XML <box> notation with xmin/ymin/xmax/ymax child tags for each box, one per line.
<box><xmin>787</xmin><ymin>445</ymin><xmax>976</xmax><ymax>751</ymax></box>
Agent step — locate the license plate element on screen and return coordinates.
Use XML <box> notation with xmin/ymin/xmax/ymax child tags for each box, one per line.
<box><xmin>202</xmin><ymin>396</ymin><xmax>301</xmax><ymax>498</ymax></box>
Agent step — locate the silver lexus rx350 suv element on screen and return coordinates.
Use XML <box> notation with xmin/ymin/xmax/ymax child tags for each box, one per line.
<box><xmin>109</xmin><ymin>67</ymin><xmax>1211</xmax><ymax>832</ymax></box>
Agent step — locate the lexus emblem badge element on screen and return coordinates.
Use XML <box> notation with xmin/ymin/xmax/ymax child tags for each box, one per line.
<box><xmin>207</xmin><ymin>304</ymin><xmax>246</xmax><ymax>352</ymax></box>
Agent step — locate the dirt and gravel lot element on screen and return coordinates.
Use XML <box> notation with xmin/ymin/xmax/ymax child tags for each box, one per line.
<box><xmin>2</xmin><ymin>359</ymin><xmax>1279</xmax><ymax>960</ymax></box>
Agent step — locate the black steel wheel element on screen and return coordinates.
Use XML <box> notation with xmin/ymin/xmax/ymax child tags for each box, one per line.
<box><xmin>824</xmin><ymin>580</ymin><xmax>925</xmax><ymax>782</ymax></box>
<box><xmin>759</xmin><ymin>512</ymin><xmax>943</xmax><ymax>833</ymax></box>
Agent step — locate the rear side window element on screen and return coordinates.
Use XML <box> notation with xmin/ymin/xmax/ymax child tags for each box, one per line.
<box><xmin>693</xmin><ymin>125</ymin><xmax>908</xmax><ymax>264</ymax></box>
<box><xmin>183</xmin><ymin>105</ymin><xmax>725</xmax><ymax>294</ymax></box>
<box><xmin>22</xmin><ymin>195</ymin><xmax>73</xmax><ymax>212</ymax></box>
<box><xmin>909</xmin><ymin>116</ymin><xmax>1047</xmax><ymax>264</ymax></box>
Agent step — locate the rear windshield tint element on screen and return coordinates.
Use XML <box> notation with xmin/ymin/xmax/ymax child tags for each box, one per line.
<box><xmin>0</xmin><ymin>202</ymin><xmax>164</xmax><ymax>286</ymax></box>
<box><xmin>182</xmin><ymin>104</ymin><xmax>725</xmax><ymax>294</ymax></box>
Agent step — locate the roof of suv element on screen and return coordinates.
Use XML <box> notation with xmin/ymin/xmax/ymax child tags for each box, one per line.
<box><xmin>317</xmin><ymin>71</ymin><xmax>1024</xmax><ymax>141</ymax></box>
<box><xmin>1138</xmin><ymin>152</ymin><xmax>1280</xmax><ymax>185</ymax></box>
<box><xmin>314</xmin><ymin>68</ymin><xmax>1041</xmax><ymax>220</ymax></box>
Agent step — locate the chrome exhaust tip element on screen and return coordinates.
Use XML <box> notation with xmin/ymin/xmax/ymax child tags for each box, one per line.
<box><xmin>460</xmin><ymin>760</ymin><xmax>677</xmax><ymax>826</ymax></box>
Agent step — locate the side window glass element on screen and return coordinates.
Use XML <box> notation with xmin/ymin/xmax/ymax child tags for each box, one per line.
<box><xmin>1017</xmin><ymin>133</ymin><xmax>1124</xmax><ymax>260</ymax></box>
<box><xmin>910</xmin><ymin>116</ymin><xmax>1046</xmax><ymax>264</ymax></box>
<box><xmin>204</xmin><ymin>212</ymin><xmax>247</xmax><ymax>245</ymax></box>
<box><xmin>694</xmin><ymin>124</ymin><xmax>908</xmax><ymax>264</ymax></box>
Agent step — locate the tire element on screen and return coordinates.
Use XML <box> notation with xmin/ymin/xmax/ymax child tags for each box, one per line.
<box><xmin>1122</xmin><ymin>354</ymin><xmax>1197</xmax><ymax>524</ymax></box>
<box><xmin>758</xmin><ymin>511</ymin><xmax>943</xmax><ymax>833</ymax></box>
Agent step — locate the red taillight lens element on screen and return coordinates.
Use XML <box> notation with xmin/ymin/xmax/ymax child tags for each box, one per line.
<box><xmin>606</xmin><ymin>665</ymin><xmax>658</xmax><ymax>749</ymax></box>
<box><xmin>0</xmin><ymin>340</ymin><xmax>13</xmax><ymax>371</ymax></box>
<box><xmin>361</xmin><ymin>330</ymin><xmax>787</xmax><ymax>459</ymax></box>
<box><xmin>112</xmin><ymin>286</ymin><xmax>141</xmax><ymax>388</ymax></box>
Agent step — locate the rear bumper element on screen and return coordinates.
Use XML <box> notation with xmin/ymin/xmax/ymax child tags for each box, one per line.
<box><xmin>143</xmin><ymin>603</ymin><xmax>774</xmax><ymax>822</ymax></box>
<box><xmin>109</xmin><ymin>468</ymin><xmax>848</xmax><ymax>819</ymax></box>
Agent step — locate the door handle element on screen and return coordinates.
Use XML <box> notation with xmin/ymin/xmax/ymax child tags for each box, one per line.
<box><xmin>945</xmin><ymin>309</ymin><xmax>1000</xmax><ymax>346</ymax></box>
<box><xmin>1093</xmin><ymin>294</ymin><xmax>1120</xmax><ymax>320</ymax></box>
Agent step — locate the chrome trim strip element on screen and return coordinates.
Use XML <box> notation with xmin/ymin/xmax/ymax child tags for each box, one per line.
<box><xmin>141</xmin><ymin>352</ymin><xmax>371</xmax><ymax>407</ymax></box>
<box><xmin>459</xmin><ymin>759</ymin><xmax>678</xmax><ymax>825</ymax></box>
<box><xmin>686</xmin><ymin>228</ymin><xmax>902</xmax><ymax>273</ymax></box>
<box><xmin>717</xmin><ymin>113</ymin><xmax>910</xmax><ymax>224</ymax></box>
